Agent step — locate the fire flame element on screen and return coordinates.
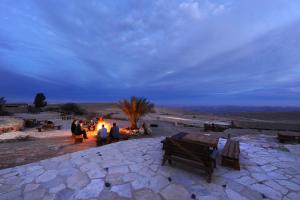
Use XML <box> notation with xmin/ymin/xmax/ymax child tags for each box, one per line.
<box><xmin>96</xmin><ymin>119</ymin><xmax>111</xmax><ymax>133</ymax></box>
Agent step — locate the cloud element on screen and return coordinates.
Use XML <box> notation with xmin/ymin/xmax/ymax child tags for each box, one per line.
<box><xmin>0</xmin><ymin>0</ymin><xmax>300</xmax><ymax>105</ymax></box>
<box><xmin>179</xmin><ymin>0</ymin><xmax>225</xmax><ymax>20</ymax></box>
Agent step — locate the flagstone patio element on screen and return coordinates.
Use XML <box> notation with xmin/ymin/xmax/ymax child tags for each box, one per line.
<box><xmin>0</xmin><ymin>135</ymin><xmax>300</xmax><ymax>200</ymax></box>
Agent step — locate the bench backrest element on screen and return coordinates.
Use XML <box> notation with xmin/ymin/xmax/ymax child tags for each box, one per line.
<box><xmin>164</xmin><ymin>137</ymin><xmax>212</xmax><ymax>163</ymax></box>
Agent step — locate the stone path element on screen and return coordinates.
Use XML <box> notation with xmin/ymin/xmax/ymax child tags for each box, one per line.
<box><xmin>0</xmin><ymin>135</ymin><xmax>300</xmax><ymax>200</ymax></box>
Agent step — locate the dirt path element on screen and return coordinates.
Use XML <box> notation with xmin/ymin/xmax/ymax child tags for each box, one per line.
<box><xmin>0</xmin><ymin>136</ymin><xmax>98</xmax><ymax>169</ymax></box>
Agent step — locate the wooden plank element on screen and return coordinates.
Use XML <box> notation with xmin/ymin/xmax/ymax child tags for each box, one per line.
<box><xmin>162</xmin><ymin>137</ymin><xmax>215</xmax><ymax>182</ymax></box>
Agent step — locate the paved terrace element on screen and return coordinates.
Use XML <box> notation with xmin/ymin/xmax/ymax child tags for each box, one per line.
<box><xmin>0</xmin><ymin>135</ymin><xmax>300</xmax><ymax>200</ymax></box>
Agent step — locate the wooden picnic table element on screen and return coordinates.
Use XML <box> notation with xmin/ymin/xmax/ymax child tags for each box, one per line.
<box><xmin>278</xmin><ymin>132</ymin><xmax>300</xmax><ymax>143</ymax></box>
<box><xmin>161</xmin><ymin>132</ymin><xmax>219</xmax><ymax>182</ymax></box>
<box><xmin>171</xmin><ymin>132</ymin><xmax>220</xmax><ymax>149</ymax></box>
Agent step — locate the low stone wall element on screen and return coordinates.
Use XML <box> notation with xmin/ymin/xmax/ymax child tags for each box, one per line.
<box><xmin>0</xmin><ymin>117</ymin><xmax>24</xmax><ymax>134</ymax></box>
<box><xmin>233</xmin><ymin>120</ymin><xmax>300</xmax><ymax>132</ymax></box>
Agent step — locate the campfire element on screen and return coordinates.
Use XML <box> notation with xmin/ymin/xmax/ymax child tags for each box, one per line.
<box><xmin>96</xmin><ymin>118</ymin><xmax>111</xmax><ymax>133</ymax></box>
<box><xmin>87</xmin><ymin>117</ymin><xmax>146</xmax><ymax>137</ymax></box>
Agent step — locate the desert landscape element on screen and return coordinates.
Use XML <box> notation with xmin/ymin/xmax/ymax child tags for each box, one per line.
<box><xmin>1</xmin><ymin>1</ymin><xmax>300</xmax><ymax>199</ymax></box>
<box><xmin>0</xmin><ymin>102</ymin><xmax>300</xmax><ymax>200</ymax></box>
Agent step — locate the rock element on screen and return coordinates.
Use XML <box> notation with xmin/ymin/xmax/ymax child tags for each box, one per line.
<box><xmin>24</xmin><ymin>188</ymin><xmax>46</xmax><ymax>200</ymax></box>
<box><xmin>49</xmin><ymin>183</ymin><xmax>66</xmax><ymax>193</ymax></box>
<box><xmin>0</xmin><ymin>189</ymin><xmax>22</xmax><ymax>200</ymax></box>
<box><xmin>111</xmin><ymin>183</ymin><xmax>132</xmax><ymax>198</ymax></box>
<box><xmin>239</xmin><ymin>187</ymin><xmax>263</xmax><ymax>200</ymax></box>
<box><xmin>24</xmin><ymin>183</ymin><xmax>40</xmax><ymax>192</ymax></box>
<box><xmin>264</xmin><ymin>180</ymin><xmax>288</xmax><ymax>195</ymax></box>
<box><xmin>225</xmin><ymin>188</ymin><xmax>248</xmax><ymax>200</ymax></box>
<box><xmin>36</xmin><ymin>170</ymin><xmax>57</xmax><ymax>183</ymax></box>
<box><xmin>236</xmin><ymin>175</ymin><xmax>257</xmax><ymax>185</ymax></box>
<box><xmin>149</xmin><ymin>174</ymin><xmax>170</xmax><ymax>192</ymax></box>
<box><xmin>276</xmin><ymin>179</ymin><xmax>300</xmax><ymax>191</ymax></box>
<box><xmin>66</xmin><ymin>172</ymin><xmax>89</xmax><ymax>190</ymax></box>
<box><xmin>86</xmin><ymin>168</ymin><xmax>106</xmax><ymax>179</ymax></box>
<box><xmin>286</xmin><ymin>192</ymin><xmax>300</xmax><ymax>199</ymax></box>
<box><xmin>42</xmin><ymin>193</ymin><xmax>56</xmax><ymax>200</ymax></box>
<box><xmin>251</xmin><ymin>183</ymin><xmax>282</xmax><ymax>200</ymax></box>
<box><xmin>108</xmin><ymin>166</ymin><xmax>129</xmax><ymax>174</ymax></box>
<box><xmin>134</xmin><ymin>188</ymin><xmax>161</xmax><ymax>200</ymax></box>
<box><xmin>74</xmin><ymin>179</ymin><xmax>104</xmax><ymax>199</ymax></box>
<box><xmin>160</xmin><ymin>184</ymin><xmax>190</xmax><ymax>200</ymax></box>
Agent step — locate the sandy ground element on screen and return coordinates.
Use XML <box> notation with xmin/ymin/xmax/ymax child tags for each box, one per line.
<box><xmin>0</xmin><ymin>105</ymin><xmax>300</xmax><ymax>169</ymax></box>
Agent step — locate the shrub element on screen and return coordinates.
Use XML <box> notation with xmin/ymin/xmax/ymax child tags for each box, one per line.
<box><xmin>33</xmin><ymin>93</ymin><xmax>47</xmax><ymax>108</ymax></box>
<box><xmin>60</xmin><ymin>103</ymin><xmax>85</xmax><ymax>115</ymax></box>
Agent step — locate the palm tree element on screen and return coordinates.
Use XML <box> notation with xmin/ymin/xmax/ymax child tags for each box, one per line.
<box><xmin>118</xmin><ymin>96</ymin><xmax>155</xmax><ymax>129</ymax></box>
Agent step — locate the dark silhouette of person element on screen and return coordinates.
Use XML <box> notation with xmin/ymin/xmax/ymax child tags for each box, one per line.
<box><xmin>75</xmin><ymin>121</ymin><xmax>88</xmax><ymax>139</ymax></box>
<box><xmin>71</xmin><ymin>120</ymin><xmax>77</xmax><ymax>135</ymax></box>
<box><xmin>109</xmin><ymin>123</ymin><xmax>120</xmax><ymax>140</ymax></box>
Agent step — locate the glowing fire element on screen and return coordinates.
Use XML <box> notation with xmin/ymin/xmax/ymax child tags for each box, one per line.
<box><xmin>96</xmin><ymin>119</ymin><xmax>111</xmax><ymax>133</ymax></box>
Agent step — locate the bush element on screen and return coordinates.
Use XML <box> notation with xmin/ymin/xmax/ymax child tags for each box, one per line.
<box><xmin>60</xmin><ymin>103</ymin><xmax>85</xmax><ymax>115</ymax></box>
<box><xmin>33</xmin><ymin>93</ymin><xmax>47</xmax><ymax>108</ymax></box>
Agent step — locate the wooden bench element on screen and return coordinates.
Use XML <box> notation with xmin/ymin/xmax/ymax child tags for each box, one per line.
<box><xmin>162</xmin><ymin>137</ymin><xmax>217</xmax><ymax>182</ymax></box>
<box><xmin>278</xmin><ymin>132</ymin><xmax>300</xmax><ymax>143</ymax></box>
<box><xmin>37</xmin><ymin>125</ymin><xmax>62</xmax><ymax>132</ymax></box>
<box><xmin>221</xmin><ymin>139</ymin><xmax>240</xmax><ymax>170</ymax></box>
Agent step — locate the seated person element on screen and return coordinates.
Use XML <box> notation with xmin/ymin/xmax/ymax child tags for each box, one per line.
<box><xmin>109</xmin><ymin>123</ymin><xmax>120</xmax><ymax>140</ymax></box>
<box><xmin>71</xmin><ymin>119</ymin><xmax>77</xmax><ymax>135</ymax></box>
<box><xmin>74</xmin><ymin>121</ymin><xmax>88</xmax><ymax>139</ymax></box>
<box><xmin>97</xmin><ymin>125</ymin><xmax>107</xmax><ymax>145</ymax></box>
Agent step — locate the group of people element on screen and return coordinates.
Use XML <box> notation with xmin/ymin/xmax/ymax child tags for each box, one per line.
<box><xmin>97</xmin><ymin>122</ymin><xmax>120</xmax><ymax>145</ymax></box>
<box><xmin>71</xmin><ymin>119</ymin><xmax>120</xmax><ymax>145</ymax></box>
<box><xmin>71</xmin><ymin>120</ymin><xmax>88</xmax><ymax>139</ymax></box>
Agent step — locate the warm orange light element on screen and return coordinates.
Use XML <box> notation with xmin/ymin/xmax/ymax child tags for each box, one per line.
<box><xmin>96</xmin><ymin>119</ymin><xmax>111</xmax><ymax>133</ymax></box>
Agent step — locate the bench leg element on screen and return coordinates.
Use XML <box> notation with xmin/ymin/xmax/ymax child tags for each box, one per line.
<box><xmin>162</xmin><ymin>154</ymin><xmax>168</xmax><ymax>166</ymax></box>
<box><xmin>207</xmin><ymin>174</ymin><xmax>212</xmax><ymax>183</ymax></box>
<box><xmin>234</xmin><ymin>161</ymin><xmax>240</xmax><ymax>170</ymax></box>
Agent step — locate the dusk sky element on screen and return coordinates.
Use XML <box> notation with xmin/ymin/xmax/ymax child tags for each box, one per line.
<box><xmin>1</xmin><ymin>0</ymin><xmax>300</xmax><ymax>106</ymax></box>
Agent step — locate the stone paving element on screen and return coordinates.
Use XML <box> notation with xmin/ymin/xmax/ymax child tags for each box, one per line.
<box><xmin>0</xmin><ymin>135</ymin><xmax>300</xmax><ymax>200</ymax></box>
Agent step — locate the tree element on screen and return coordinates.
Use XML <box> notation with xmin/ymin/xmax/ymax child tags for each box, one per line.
<box><xmin>118</xmin><ymin>96</ymin><xmax>155</xmax><ymax>129</ymax></box>
<box><xmin>0</xmin><ymin>97</ymin><xmax>6</xmax><ymax>111</ymax></box>
<box><xmin>33</xmin><ymin>93</ymin><xmax>47</xmax><ymax>108</ymax></box>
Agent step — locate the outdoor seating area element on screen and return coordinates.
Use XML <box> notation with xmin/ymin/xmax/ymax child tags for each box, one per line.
<box><xmin>24</xmin><ymin>118</ymin><xmax>39</xmax><ymax>128</ymax></box>
<box><xmin>36</xmin><ymin>120</ymin><xmax>62</xmax><ymax>132</ymax></box>
<box><xmin>1</xmin><ymin>135</ymin><xmax>299</xmax><ymax>200</ymax></box>
<box><xmin>161</xmin><ymin>132</ymin><xmax>234</xmax><ymax>182</ymax></box>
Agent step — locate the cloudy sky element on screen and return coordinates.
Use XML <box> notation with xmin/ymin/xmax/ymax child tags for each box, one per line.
<box><xmin>1</xmin><ymin>0</ymin><xmax>300</xmax><ymax>105</ymax></box>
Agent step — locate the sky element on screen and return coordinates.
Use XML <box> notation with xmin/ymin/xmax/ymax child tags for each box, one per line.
<box><xmin>1</xmin><ymin>0</ymin><xmax>300</xmax><ymax>106</ymax></box>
